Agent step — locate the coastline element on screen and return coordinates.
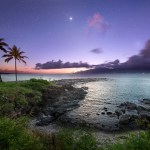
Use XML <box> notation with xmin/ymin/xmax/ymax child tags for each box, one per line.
<box><xmin>28</xmin><ymin>78</ymin><xmax>150</xmax><ymax>143</ymax></box>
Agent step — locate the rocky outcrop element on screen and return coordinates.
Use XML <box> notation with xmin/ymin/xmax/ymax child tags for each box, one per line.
<box><xmin>32</xmin><ymin>77</ymin><xmax>150</xmax><ymax>131</ymax></box>
<box><xmin>36</xmin><ymin>84</ymin><xmax>88</xmax><ymax>126</ymax></box>
<box><xmin>116</xmin><ymin>100</ymin><xmax>150</xmax><ymax>129</ymax></box>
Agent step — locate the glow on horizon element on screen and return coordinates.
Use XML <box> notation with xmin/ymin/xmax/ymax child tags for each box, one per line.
<box><xmin>0</xmin><ymin>65</ymin><xmax>88</xmax><ymax>74</ymax></box>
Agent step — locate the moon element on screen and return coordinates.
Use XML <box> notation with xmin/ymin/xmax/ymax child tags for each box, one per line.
<box><xmin>69</xmin><ymin>16</ymin><xmax>73</xmax><ymax>21</ymax></box>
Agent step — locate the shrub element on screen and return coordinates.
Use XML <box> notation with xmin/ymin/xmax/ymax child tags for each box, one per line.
<box><xmin>0</xmin><ymin>117</ymin><xmax>42</xmax><ymax>150</ymax></box>
<box><xmin>107</xmin><ymin>131</ymin><xmax>150</xmax><ymax>150</ymax></box>
<box><xmin>21</xmin><ymin>79</ymin><xmax>51</xmax><ymax>92</ymax></box>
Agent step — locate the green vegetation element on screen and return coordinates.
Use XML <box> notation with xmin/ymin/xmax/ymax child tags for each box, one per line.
<box><xmin>0</xmin><ymin>117</ymin><xmax>99</xmax><ymax>150</ymax></box>
<box><xmin>1</xmin><ymin>116</ymin><xmax>150</xmax><ymax>150</ymax></box>
<box><xmin>106</xmin><ymin>131</ymin><xmax>150</xmax><ymax>150</ymax></box>
<box><xmin>0</xmin><ymin>79</ymin><xmax>51</xmax><ymax>117</ymax></box>
<box><xmin>0</xmin><ymin>117</ymin><xmax>43</xmax><ymax>150</ymax></box>
<box><xmin>0</xmin><ymin>79</ymin><xmax>150</xmax><ymax>150</ymax></box>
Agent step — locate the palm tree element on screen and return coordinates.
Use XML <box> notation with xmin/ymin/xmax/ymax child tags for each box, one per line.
<box><xmin>2</xmin><ymin>45</ymin><xmax>28</xmax><ymax>82</ymax></box>
<box><xmin>0</xmin><ymin>38</ymin><xmax>8</xmax><ymax>82</ymax></box>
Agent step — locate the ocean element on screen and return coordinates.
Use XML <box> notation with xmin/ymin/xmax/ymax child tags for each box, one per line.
<box><xmin>2</xmin><ymin>73</ymin><xmax>150</xmax><ymax>104</ymax></box>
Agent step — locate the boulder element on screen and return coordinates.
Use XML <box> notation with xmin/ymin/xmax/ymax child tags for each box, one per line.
<box><xmin>107</xmin><ymin>112</ymin><xmax>113</xmax><ymax>115</ymax></box>
<box><xmin>119</xmin><ymin>114</ymin><xmax>131</xmax><ymax>125</ymax></box>
<box><xmin>139</xmin><ymin>111</ymin><xmax>150</xmax><ymax>121</ymax></box>
<box><xmin>141</xmin><ymin>99</ymin><xmax>150</xmax><ymax>105</ymax></box>
<box><xmin>119</xmin><ymin>102</ymin><xmax>137</xmax><ymax>110</ymax></box>
<box><xmin>137</xmin><ymin>106</ymin><xmax>146</xmax><ymax>113</ymax></box>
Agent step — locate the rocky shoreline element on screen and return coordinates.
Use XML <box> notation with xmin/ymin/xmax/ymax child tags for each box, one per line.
<box><xmin>30</xmin><ymin>78</ymin><xmax>150</xmax><ymax>133</ymax></box>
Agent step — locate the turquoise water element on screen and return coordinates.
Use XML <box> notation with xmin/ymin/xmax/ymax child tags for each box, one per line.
<box><xmin>2</xmin><ymin>73</ymin><xmax>150</xmax><ymax>103</ymax></box>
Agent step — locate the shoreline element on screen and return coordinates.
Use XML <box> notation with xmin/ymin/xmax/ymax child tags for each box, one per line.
<box><xmin>29</xmin><ymin>78</ymin><xmax>150</xmax><ymax>142</ymax></box>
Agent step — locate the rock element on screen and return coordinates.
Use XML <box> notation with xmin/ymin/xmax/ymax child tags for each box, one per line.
<box><xmin>119</xmin><ymin>114</ymin><xmax>131</xmax><ymax>125</ymax></box>
<box><xmin>115</xmin><ymin>109</ymin><xmax>123</xmax><ymax>117</ymax></box>
<box><xmin>141</xmin><ymin>99</ymin><xmax>150</xmax><ymax>105</ymax></box>
<box><xmin>82</xmin><ymin>87</ymin><xmax>88</xmax><ymax>90</ymax></box>
<box><xmin>103</xmin><ymin>107</ymin><xmax>108</xmax><ymax>111</ymax></box>
<box><xmin>119</xmin><ymin>102</ymin><xmax>137</xmax><ymax>110</ymax></box>
<box><xmin>102</xmin><ymin>124</ymin><xmax>105</xmax><ymax>128</ymax></box>
<box><xmin>36</xmin><ymin>116</ymin><xmax>55</xmax><ymax>126</ymax></box>
<box><xmin>41</xmin><ymin>84</ymin><xmax>87</xmax><ymax>120</ymax></box>
<box><xmin>101</xmin><ymin>112</ymin><xmax>105</xmax><ymax>115</ymax></box>
<box><xmin>107</xmin><ymin>112</ymin><xmax>112</xmax><ymax>115</ymax></box>
<box><xmin>115</xmin><ymin>124</ymin><xmax>118</xmax><ymax>127</ymax></box>
<box><xmin>109</xmin><ymin>114</ymin><xmax>117</xmax><ymax>118</ymax></box>
<box><xmin>96</xmin><ymin>113</ymin><xmax>100</xmax><ymax>115</ymax></box>
<box><xmin>86</xmin><ymin>113</ymin><xmax>90</xmax><ymax>116</ymax></box>
<box><xmin>139</xmin><ymin>111</ymin><xmax>150</xmax><ymax>121</ymax></box>
<box><xmin>137</xmin><ymin>106</ymin><xmax>146</xmax><ymax>113</ymax></box>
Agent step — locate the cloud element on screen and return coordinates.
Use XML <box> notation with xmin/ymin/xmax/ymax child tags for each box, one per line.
<box><xmin>80</xmin><ymin>39</ymin><xmax>150</xmax><ymax>73</ymax></box>
<box><xmin>90</xmin><ymin>48</ymin><xmax>102</xmax><ymax>54</ymax></box>
<box><xmin>35</xmin><ymin>60</ymin><xmax>91</xmax><ymax>69</ymax></box>
<box><xmin>123</xmin><ymin>40</ymin><xmax>150</xmax><ymax>68</ymax></box>
<box><xmin>95</xmin><ymin>59</ymin><xmax>120</xmax><ymax>68</ymax></box>
<box><xmin>140</xmin><ymin>39</ymin><xmax>150</xmax><ymax>57</ymax></box>
<box><xmin>87</xmin><ymin>12</ymin><xmax>110</xmax><ymax>36</ymax></box>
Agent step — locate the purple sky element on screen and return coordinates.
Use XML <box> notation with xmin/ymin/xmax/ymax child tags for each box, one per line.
<box><xmin>1</xmin><ymin>0</ymin><xmax>150</xmax><ymax>73</ymax></box>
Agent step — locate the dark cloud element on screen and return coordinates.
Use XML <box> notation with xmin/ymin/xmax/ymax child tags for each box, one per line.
<box><xmin>35</xmin><ymin>40</ymin><xmax>150</xmax><ymax>73</ymax></box>
<box><xmin>124</xmin><ymin>40</ymin><xmax>150</xmax><ymax>68</ymax></box>
<box><xmin>90</xmin><ymin>48</ymin><xmax>102</xmax><ymax>54</ymax></box>
<box><xmin>79</xmin><ymin>39</ymin><xmax>150</xmax><ymax>74</ymax></box>
<box><xmin>95</xmin><ymin>59</ymin><xmax>120</xmax><ymax>68</ymax></box>
<box><xmin>35</xmin><ymin>60</ymin><xmax>91</xmax><ymax>69</ymax></box>
<box><xmin>140</xmin><ymin>39</ymin><xmax>150</xmax><ymax>57</ymax></box>
<box><xmin>97</xmin><ymin>39</ymin><xmax>150</xmax><ymax>69</ymax></box>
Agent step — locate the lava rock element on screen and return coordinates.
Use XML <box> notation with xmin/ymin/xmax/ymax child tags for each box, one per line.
<box><xmin>119</xmin><ymin>114</ymin><xmax>131</xmax><ymax>125</ymax></box>
<box><xmin>107</xmin><ymin>112</ymin><xmax>113</xmax><ymax>115</ymax></box>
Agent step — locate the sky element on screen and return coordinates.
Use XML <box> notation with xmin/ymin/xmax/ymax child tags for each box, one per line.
<box><xmin>1</xmin><ymin>0</ymin><xmax>150</xmax><ymax>74</ymax></box>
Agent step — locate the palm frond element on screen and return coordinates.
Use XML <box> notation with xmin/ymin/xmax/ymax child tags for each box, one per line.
<box><xmin>5</xmin><ymin>57</ymin><xmax>13</xmax><ymax>63</ymax></box>
<box><xmin>2</xmin><ymin>54</ymin><xmax>12</xmax><ymax>57</ymax></box>
<box><xmin>0</xmin><ymin>46</ymin><xmax>7</xmax><ymax>53</ymax></box>
<box><xmin>0</xmin><ymin>42</ymin><xmax>8</xmax><ymax>47</ymax></box>
<box><xmin>3</xmin><ymin>45</ymin><xmax>28</xmax><ymax>64</ymax></box>
<box><xmin>0</xmin><ymin>38</ymin><xmax>5</xmax><ymax>42</ymax></box>
<box><xmin>21</xmin><ymin>59</ymin><xmax>27</xmax><ymax>64</ymax></box>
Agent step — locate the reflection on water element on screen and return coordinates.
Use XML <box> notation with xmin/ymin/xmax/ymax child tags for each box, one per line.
<box><xmin>64</xmin><ymin>75</ymin><xmax>150</xmax><ymax>130</ymax></box>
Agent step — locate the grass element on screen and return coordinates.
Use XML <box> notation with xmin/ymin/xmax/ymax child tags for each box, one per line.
<box><xmin>106</xmin><ymin>131</ymin><xmax>150</xmax><ymax>150</ymax></box>
<box><xmin>0</xmin><ymin>117</ymin><xmax>100</xmax><ymax>150</ymax></box>
<box><xmin>0</xmin><ymin>79</ymin><xmax>150</xmax><ymax>150</ymax></box>
<box><xmin>0</xmin><ymin>79</ymin><xmax>52</xmax><ymax>117</ymax></box>
<box><xmin>1</xmin><ymin>117</ymin><xmax>149</xmax><ymax>150</ymax></box>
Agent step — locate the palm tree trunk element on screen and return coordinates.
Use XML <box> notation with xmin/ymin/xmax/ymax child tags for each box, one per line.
<box><xmin>15</xmin><ymin>59</ymin><xmax>17</xmax><ymax>82</ymax></box>
<box><xmin>0</xmin><ymin>74</ymin><xmax>2</xmax><ymax>82</ymax></box>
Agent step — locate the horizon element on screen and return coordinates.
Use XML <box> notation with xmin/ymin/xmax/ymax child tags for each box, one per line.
<box><xmin>1</xmin><ymin>0</ymin><xmax>150</xmax><ymax>74</ymax></box>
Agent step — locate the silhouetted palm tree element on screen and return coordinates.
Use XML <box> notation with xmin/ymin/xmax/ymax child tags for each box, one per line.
<box><xmin>0</xmin><ymin>38</ymin><xmax>8</xmax><ymax>82</ymax></box>
<box><xmin>2</xmin><ymin>45</ymin><xmax>28</xmax><ymax>82</ymax></box>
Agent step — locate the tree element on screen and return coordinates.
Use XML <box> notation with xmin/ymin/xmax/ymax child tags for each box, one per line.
<box><xmin>0</xmin><ymin>38</ymin><xmax>8</xmax><ymax>82</ymax></box>
<box><xmin>2</xmin><ymin>45</ymin><xmax>28</xmax><ymax>82</ymax></box>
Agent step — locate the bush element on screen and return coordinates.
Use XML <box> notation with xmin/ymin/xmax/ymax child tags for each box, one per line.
<box><xmin>21</xmin><ymin>79</ymin><xmax>51</xmax><ymax>92</ymax></box>
<box><xmin>107</xmin><ymin>131</ymin><xmax>150</xmax><ymax>150</ymax></box>
<box><xmin>0</xmin><ymin>117</ymin><xmax>42</xmax><ymax>150</ymax></box>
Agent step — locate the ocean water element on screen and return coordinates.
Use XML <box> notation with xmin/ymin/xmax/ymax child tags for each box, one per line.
<box><xmin>62</xmin><ymin>73</ymin><xmax>150</xmax><ymax>129</ymax></box>
<box><xmin>2</xmin><ymin>73</ymin><xmax>150</xmax><ymax>104</ymax></box>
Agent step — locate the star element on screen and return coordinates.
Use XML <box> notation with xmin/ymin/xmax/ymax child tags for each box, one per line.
<box><xmin>69</xmin><ymin>16</ymin><xmax>73</xmax><ymax>21</ymax></box>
